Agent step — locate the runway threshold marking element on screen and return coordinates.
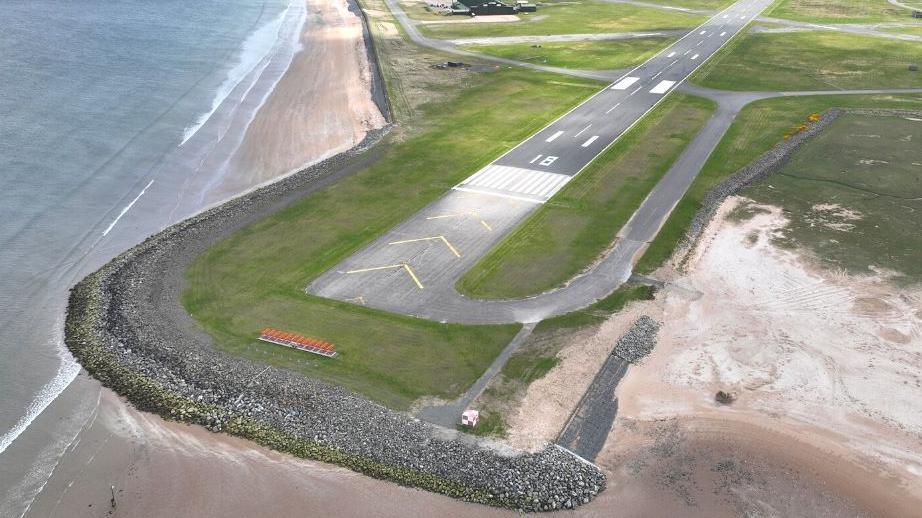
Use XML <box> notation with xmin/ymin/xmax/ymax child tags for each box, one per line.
<box><xmin>388</xmin><ymin>235</ymin><xmax>462</xmax><ymax>257</ymax></box>
<box><xmin>345</xmin><ymin>264</ymin><xmax>425</xmax><ymax>289</ymax></box>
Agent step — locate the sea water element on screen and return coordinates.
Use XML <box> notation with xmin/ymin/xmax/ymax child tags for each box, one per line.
<box><xmin>0</xmin><ymin>0</ymin><xmax>304</xmax><ymax>514</ymax></box>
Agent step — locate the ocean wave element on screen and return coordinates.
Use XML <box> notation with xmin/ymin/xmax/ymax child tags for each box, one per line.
<box><xmin>0</xmin><ymin>316</ymin><xmax>80</xmax><ymax>457</ymax></box>
<box><xmin>179</xmin><ymin>1</ymin><xmax>296</xmax><ymax>147</ymax></box>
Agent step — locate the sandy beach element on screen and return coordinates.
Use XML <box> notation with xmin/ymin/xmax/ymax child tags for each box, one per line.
<box><xmin>215</xmin><ymin>0</ymin><xmax>386</xmax><ymax>199</ymax></box>
<box><xmin>501</xmin><ymin>195</ymin><xmax>922</xmax><ymax>516</ymax></box>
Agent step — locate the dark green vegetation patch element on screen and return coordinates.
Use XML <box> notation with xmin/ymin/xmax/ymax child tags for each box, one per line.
<box><xmin>636</xmin><ymin>94</ymin><xmax>922</xmax><ymax>274</ymax></box>
<box><xmin>744</xmin><ymin>113</ymin><xmax>922</xmax><ymax>282</ymax></box>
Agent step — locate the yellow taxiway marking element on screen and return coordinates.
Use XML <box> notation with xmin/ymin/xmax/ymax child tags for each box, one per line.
<box><xmin>388</xmin><ymin>235</ymin><xmax>461</xmax><ymax>258</ymax></box>
<box><xmin>345</xmin><ymin>264</ymin><xmax>424</xmax><ymax>289</ymax></box>
<box><xmin>426</xmin><ymin>211</ymin><xmax>493</xmax><ymax>232</ymax></box>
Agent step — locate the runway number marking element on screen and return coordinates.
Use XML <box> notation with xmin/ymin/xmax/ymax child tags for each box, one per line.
<box><xmin>345</xmin><ymin>264</ymin><xmax>424</xmax><ymax>290</ymax></box>
<box><xmin>539</xmin><ymin>156</ymin><xmax>558</xmax><ymax>167</ymax></box>
<box><xmin>388</xmin><ymin>235</ymin><xmax>462</xmax><ymax>258</ymax></box>
<box><xmin>530</xmin><ymin>154</ymin><xmax>542</xmax><ymax>164</ymax></box>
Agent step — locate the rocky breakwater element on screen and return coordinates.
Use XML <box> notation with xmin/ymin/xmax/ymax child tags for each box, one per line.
<box><xmin>64</xmin><ymin>133</ymin><xmax>605</xmax><ymax>512</ymax></box>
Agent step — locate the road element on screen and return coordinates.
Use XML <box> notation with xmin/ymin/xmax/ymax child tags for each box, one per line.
<box><xmin>454</xmin><ymin>0</ymin><xmax>775</xmax><ymax>203</ymax></box>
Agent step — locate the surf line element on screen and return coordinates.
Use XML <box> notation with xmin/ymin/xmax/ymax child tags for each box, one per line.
<box><xmin>102</xmin><ymin>180</ymin><xmax>154</xmax><ymax>237</ymax></box>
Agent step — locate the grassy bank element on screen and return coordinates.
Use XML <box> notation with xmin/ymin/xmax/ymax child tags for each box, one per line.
<box><xmin>457</xmin><ymin>93</ymin><xmax>715</xmax><ymax>300</ymax></box>
<box><xmin>635</xmin><ymin>93</ymin><xmax>922</xmax><ymax>274</ymax></box>
<box><xmin>420</xmin><ymin>1</ymin><xmax>704</xmax><ymax>39</ymax></box>
<box><xmin>694</xmin><ymin>31</ymin><xmax>922</xmax><ymax>91</ymax></box>
<box><xmin>185</xmin><ymin>56</ymin><xmax>606</xmax><ymax>409</ymax></box>
<box><xmin>461</xmin><ymin>37</ymin><xmax>676</xmax><ymax>71</ymax></box>
<box><xmin>743</xmin><ymin>113</ymin><xmax>922</xmax><ymax>283</ymax></box>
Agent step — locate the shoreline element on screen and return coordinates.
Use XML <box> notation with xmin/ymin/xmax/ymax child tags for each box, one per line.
<box><xmin>17</xmin><ymin>0</ymin><xmax>392</xmax><ymax>515</ymax></box>
<box><xmin>52</xmin><ymin>0</ymin><xmax>604</xmax><ymax>511</ymax></box>
<box><xmin>59</xmin><ymin>113</ymin><xmax>604</xmax><ymax>510</ymax></box>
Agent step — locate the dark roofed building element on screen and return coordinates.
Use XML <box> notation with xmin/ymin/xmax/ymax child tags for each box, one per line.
<box><xmin>452</xmin><ymin>0</ymin><xmax>536</xmax><ymax>16</ymax></box>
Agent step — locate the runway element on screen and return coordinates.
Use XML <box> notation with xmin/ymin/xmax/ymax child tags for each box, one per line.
<box><xmin>454</xmin><ymin>0</ymin><xmax>776</xmax><ymax>203</ymax></box>
<box><xmin>309</xmin><ymin>0</ymin><xmax>780</xmax><ymax>321</ymax></box>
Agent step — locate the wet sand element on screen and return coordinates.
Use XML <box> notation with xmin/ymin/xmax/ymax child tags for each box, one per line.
<box><xmin>27</xmin><ymin>387</ymin><xmax>512</xmax><ymax>518</ymax></box>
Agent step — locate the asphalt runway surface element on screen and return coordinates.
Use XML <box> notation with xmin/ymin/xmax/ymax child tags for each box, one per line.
<box><xmin>455</xmin><ymin>0</ymin><xmax>777</xmax><ymax>203</ymax></box>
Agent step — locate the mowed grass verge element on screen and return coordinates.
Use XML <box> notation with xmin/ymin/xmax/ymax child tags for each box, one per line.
<box><xmin>635</xmin><ymin>93</ymin><xmax>922</xmax><ymax>274</ymax></box>
<box><xmin>461</xmin><ymin>37</ymin><xmax>676</xmax><ymax>71</ymax></box>
<box><xmin>457</xmin><ymin>93</ymin><xmax>715</xmax><ymax>299</ymax></box>
<box><xmin>765</xmin><ymin>0</ymin><xmax>909</xmax><ymax>23</ymax></box>
<box><xmin>743</xmin><ymin>113</ymin><xmax>922</xmax><ymax>283</ymax></box>
<box><xmin>420</xmin><ymin>1</ymin><xmax>704</xmax><ymax>39</ymax></box>
<box><xmin>183</xmin><ymin>68</ymin><xmax>603</xmax><ymax>410</ymax></box>
<box><xmin>693</xmin><ymin>30</ymin><xmax>922</xmax><ymax>91</ymax></box>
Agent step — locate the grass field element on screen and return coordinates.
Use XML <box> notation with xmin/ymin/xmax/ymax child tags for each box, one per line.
<box><xmin>635</xmin><ymin>93</ymin><xmax>922</xmax><ymax>274</ymax></box>
<box><xmin>693</xmin><ymin>31</ymin><xmax>922</xmax><ymax>91</ymax></box>
<box><xmin>742</xmin><ymin>113</ymin><xmax>922</xmax><ymax>283</ymax></box>
<box><xmin>884</xmin><ymin>26</ymin><xmax>922</xmax><ymax>37</ymax></box>
<box><xmin>398</xmin><ymin>0</ymin><xmax>451</xmax><ymax>21</ymax></box>
<box><xmin>457</xmin><ymin>93</ymin><xmax>715</xmax><ymax>299</ymax></box>
<box><xmin>765</xmin><ymin>0</ymin><xmax>910</xmax><ymax>23</ymax></box>
<box><xmin>461</xmin><ymin>37</ymin><xmax>676</xmax><ymax>71</ymax></box>
<box><xmin>184</xmin><ymin>7</ymin><xmax>606</xmax><ymax>409</ymax></box>
<box><xmin>420</xmin><ymin>0</ymin><xmax>704</xmax><ymax>39</ymax></box>
<box><xmin>667</xmin><ymin>0</ymin><xmax>735</xmax><ymax>8</ymax></box>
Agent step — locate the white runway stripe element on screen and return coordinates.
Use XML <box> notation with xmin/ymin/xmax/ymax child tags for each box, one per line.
<box><xmin>455</xmin><ymin>164</ymin><xmax>571</xmax><ymax>202</ymax></box>
<box><xmin>650</xmin><ymin>80</ymin><xmax>676</xmax><ymax>94</ymax></box>
<box><xmin>581</xmin><ymin>135</ymin><xmax>599</xmax><ymax>147</ymax></box>
<box><xmin>546</xmin><ymin>130</ymin><xmax>564</xmax><ymax>142</ymax></box>
<box><xmin>611</xmin><ymin>76</ymin><xmax>640</xmax><ymax>90</ymax></box>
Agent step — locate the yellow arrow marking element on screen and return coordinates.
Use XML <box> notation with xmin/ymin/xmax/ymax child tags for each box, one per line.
<box><xmin>388</xmin><ymin>235</ymin><xmax>461</xmax><ymax>258</ymax></box>
<box><xmin>345</xmin><ymin>264</ymin><xmax>424</xmax><ymax>289</ymax></box>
